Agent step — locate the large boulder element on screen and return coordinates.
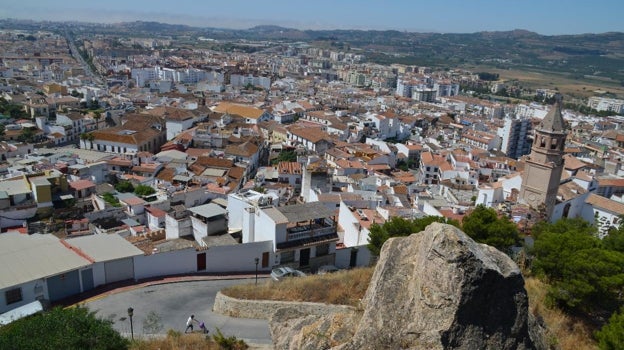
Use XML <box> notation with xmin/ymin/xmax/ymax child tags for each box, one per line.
<box><xmin>270</xmin><ymin>223</ymin><xmax>546</xmax><ymax>350</ymax></box>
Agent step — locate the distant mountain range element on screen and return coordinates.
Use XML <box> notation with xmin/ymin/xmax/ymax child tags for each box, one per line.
<box><xmin>2</xmin><ymin>19</ymin><xmax>624</xmax><ymax>82</ymax></box>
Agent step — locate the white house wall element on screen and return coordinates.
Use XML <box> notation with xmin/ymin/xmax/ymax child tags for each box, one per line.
<box><xmin>550</xmin><ymin>193</ymin><xmax>589</xmax><ymax>222</ymax></box>
<box><xmin>338</xmin><ymin>201</ymin><xmax>363</xmax><ymax>247</ymax></box>
<box><xmin>421</xmin><ymin>201</ymin><xmax>444</xmax><ymax>217</ymax></box>
<box><xmin>227</xmin><ymin>195</ymin><xmax>250</xmax><ymax>231</ymax></box>
<box><xmin>90</xmin><ymin>262</ymin><xmax>106</xmax><ymax>288</ymax></box>
<box><xmin>134</xmin><ymin>248</ymin><xmax>198</xmax><ymax>280</ymax></box>
<box><xmin>0</xmin><ymin>279</ymin><xmax>47</xmax><ymax>314</ymax></box>
<box><xmin>255</xmin><ymin>209</ymin><xmax>280</xmax><ymax>246</ymax></box>
<box><xmin>205</xmin><ymin>240</ymin><xmax>274</xmax><ymax>273</ymax></box>
<box><xmin>334</xmin><ymin>245</ymin><xmax>373</xmax><ymax>270</ymax></box>
<box><xmin>581</xmin><ymin>205</ymin><xmax>620</xmax><ymax>238</ymax></box>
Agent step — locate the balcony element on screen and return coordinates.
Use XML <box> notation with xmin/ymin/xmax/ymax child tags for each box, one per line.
<box><xmin>4</xmin><ymin>200</ymin><xmax>37</xmax><ymax>211</ymax></box>
<box><xmin>287</xmin><ymin>222</ymin><xmax>336</xmax><ymax>241</ymax></box>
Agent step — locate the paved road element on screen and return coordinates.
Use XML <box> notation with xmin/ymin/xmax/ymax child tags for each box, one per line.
<box><xmin>85</xmin><ymin>279</ymin><xmax>272</xmax><ymax>346</ymax></box>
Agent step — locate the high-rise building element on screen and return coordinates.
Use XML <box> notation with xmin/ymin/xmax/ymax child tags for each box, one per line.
<box><xmin>520</xmin><ymin>98</ymin><xmax>567</xmax><ymax>218</ymax></box>
<box><xmin>498</xmin><ymin>116</ymin><xmax>533</xmax><ymax>159</ymax></box>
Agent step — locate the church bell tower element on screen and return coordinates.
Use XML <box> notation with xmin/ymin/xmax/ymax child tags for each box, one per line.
<box><xmin>520</xmin><ymin>96</ymin><xmax>567</xmax><ymax>218</ymax></box>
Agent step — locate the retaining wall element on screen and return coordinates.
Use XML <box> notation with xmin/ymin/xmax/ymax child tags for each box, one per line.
<box><xmin>213</xmin><ymin>291</ymin><xmax>356</xmax><ymax>319</ymax></box>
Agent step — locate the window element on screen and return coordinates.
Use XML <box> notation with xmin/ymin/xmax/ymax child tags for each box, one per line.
<box><xmin>316</xmin><ymin>244</ymin><xmax>329</xmax><ymax>257</ymax></box>
<box><xmin>5</xmin><ymin>287</ymin><xmax>22</xmax><ymax>305</ymax></box>
<box><xmin>281</xmin><ymin>250</ymin><xmax>295</xmax><ymax>263</ymax></box>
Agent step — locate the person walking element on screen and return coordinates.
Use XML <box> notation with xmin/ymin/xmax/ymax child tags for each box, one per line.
<box><xmin>185</xmin><ymin>314</ymin><xmax>198</xmax><ymax>333</ymax></box>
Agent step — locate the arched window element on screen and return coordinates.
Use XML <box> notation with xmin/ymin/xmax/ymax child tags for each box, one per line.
<box><xmin>551</xmin><ymin>138</ymin><xmax>558</xmax><ymax>150</ymax></box>
<box><xmin>563</xmin><ymin>203</ymin><xmax>571</xmax><ymax>218</ymax></box>
<box><xmin>540</xmin><ymin>137</ymin><xmax>546</xmax><ymax>148</ymax></box>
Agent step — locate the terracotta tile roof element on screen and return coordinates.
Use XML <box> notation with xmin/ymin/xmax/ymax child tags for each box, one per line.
<box><xmin>132</xmin><ymin>164</ymin><xmax>161</xmax><ymax>173</ymax></box>
<box><xmin>91</xmin><ymin>114</ymin><xmax>164</xmax><ymax>146</ymax></box>
<box><xmin>156</xmin><ymin>167</ymin><xmax>176</xmax><ymax>182</ymax></box>
<box><xmin>278</xmin><ymin>161</ymin><xmax>302</xmax><ymax>175</ymax></box>
<box><xmin>69</xmin><ymin>179</ymin><xmax>96</xmax><ymax>191</ymax></box>
<box><xmin>195</xmin><ymin>156</ymin><xmax>234</xmax><ymax>168</ymax></box>
<box><xmin>598</xmin><ymin>177</ymin><xmax>624</xmax><ymax>187</ymax></box>
<box><xmin>224</xmin><ymin>141</ymin><xmax>259</xmax><ymax>158</ymax></box>
<box><xmin>107</xmin><ymin>157</ymin><xmax>133</xmax><ymax>167</ymax></box>
<box><xmin>335</xmin><ymin>159</ymin><xmax>366</xmax><ymax>169</ymax></box>
<box><xmin>122</xmin><ymin>196</ymin><xmax>146</xmax><ymax>206</ymax></box>
<box><xmin>421</xmin><ymin>151</ymin><xmax>448</xmax><ymax>167</ymax></box>
<box><xmin>557</xmin><ymin>181</ymin><xmax>587</xmax><ymax>202</ymax></box>
<box><xmin>392</xmin><ymin>185</ymin><xmax>409</xmax><ymax>195</ymax></box>
<box><xmin>185</xmin><ymin>148</ymin><xmax>212</xmax><ymax>158</ymax></box>
<box><xmin>563</xmin><ymin>154</ymin><xmax>589</xmax><ymax>171</ymax></box>
<box><xmin>586</xmin><ymin>193</ymin><xmax>624</xmax><ymax>214</ymax></box>
<box><xmin>189</xmin><ymin>163</ymin><xmax>206</xmax><ymax>175</ymax></box>
<box><xmin>289</xmin><ymin>126</ymin><xmax>331</xmax><ymax>144</ymax></box>
<box><xmin>438</xmin><ymin>209</ymin><xmax>466</xmax><ymax>222</ymax></box>
<box><xmin>212</xmin><ymin>102</ymin><xmax>265</xmax><ymax>119</ymax></box>
<box><xmin>145</xmin><ymin>206</ymin><xmax>167</xmax><ymax>217</ymax></box>
<box><xmin>144</xmin><ymin>106</ymin><xmax>195</xmax><ymax>121</ymax></box>
<box><xmin>228</xmin><ymin>166</ymin><xmax>245</xmax><ymax>180</ymax></box>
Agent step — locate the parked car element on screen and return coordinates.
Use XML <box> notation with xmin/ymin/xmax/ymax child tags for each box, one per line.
<box><xmin>271</xmin><ymin>267</ymin><xmax>306</xmax><ymax>281</ymax></box>
<box><xmin>317</xmin><ymin>265</ymin><xmax>339</xmax><ymax>275</ymax></box>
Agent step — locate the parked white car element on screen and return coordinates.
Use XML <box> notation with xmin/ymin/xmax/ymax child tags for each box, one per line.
<box><xmin>270</xmin><ymin>267</ymin><xmax>306</xmax><ymax>281</ymax></box>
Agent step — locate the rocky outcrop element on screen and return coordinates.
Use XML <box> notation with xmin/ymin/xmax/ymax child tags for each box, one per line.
<box><xmin>270</xmin><ymin>308</ymin><xmax>360</xmax><ymax>350</ymax></box>
<box><xmin>270</xmin><ymin>223</ymin><xmax>546</xmax><ymax>350</ymax></box>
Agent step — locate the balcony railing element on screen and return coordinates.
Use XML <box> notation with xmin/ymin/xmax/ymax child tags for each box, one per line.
<box><xmin>4</xmin><ymin>200</ymin><xmax>37</xmax><ymax>211</ymax></box>
<box><xmin>287</xmin><ymin>223</ymin><xmax>336</xmax><ymax>240</ymax></box>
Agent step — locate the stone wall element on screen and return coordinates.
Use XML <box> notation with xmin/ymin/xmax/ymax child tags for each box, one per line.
<box><xmin>213</xmin><ymin>291</ymin><xmax>355</xmax><ymax>319</ymax></box>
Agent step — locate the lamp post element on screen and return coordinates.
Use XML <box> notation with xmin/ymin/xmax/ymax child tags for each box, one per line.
<box><xmin>254</xmin><ymin>257</ymin><xmax>259</xmax><ymax>285</ymax></box>
<box><xmin>127</xmin><ymin>307</ymin><xmax>134</xmax><ymax>340</ymax></box>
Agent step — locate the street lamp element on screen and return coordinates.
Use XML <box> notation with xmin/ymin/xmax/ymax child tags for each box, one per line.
<box><xmin>127</xmin><ymin>307</ymin><xmax>134</xmax><ymax>340</ymax></box>
<box><xmin>254</xmin><ymin>257</ymin><xmax>259</xmax><ymax>285</ymax></box>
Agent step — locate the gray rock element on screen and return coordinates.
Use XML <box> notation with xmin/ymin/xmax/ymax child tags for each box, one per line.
<box><xmin>270</xmin><ymin>307</ymin><xmax>360</xmax><ymax>350</ymax></box>
<box><xmin>270</xmin><ymin>223</ymin><xmax>546</xmax><ymax>350</ymax></box>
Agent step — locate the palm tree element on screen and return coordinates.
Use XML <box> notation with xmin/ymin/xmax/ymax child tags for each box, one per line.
<box><xmin>93</xmin><ymin>111</ymin><xmax>101</xmax><ymax>130</ymax></box>
<box><xmin>80</xmin><ymin>132</ymin><xmax>95</xmax><ymax>149</ymax></box>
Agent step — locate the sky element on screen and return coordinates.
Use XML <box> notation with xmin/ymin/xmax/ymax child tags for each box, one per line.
<box><xmin>1</xmin><ymin>0</ymin><xmax>622</xmax><ymax>35</ymax></box>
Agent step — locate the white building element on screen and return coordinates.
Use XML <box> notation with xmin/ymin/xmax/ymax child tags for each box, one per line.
<box><xmin>588</xmin><ymin>97</ymin><xmax>624</xmax><ymax>114</ymax></box>
<box><xmin>0</xmin><ymin>233</ymin><xmax>142</xmax><ymax>315</ymax></box>
<box><xmin>239</xmin><ymin>201</ymin><xmax>338</xmax><ymax>271</ymax></box>
<box><xmin>498</xmin><ymin>116</ymin><xmax>533</xmax><ymax>159</ymax></box>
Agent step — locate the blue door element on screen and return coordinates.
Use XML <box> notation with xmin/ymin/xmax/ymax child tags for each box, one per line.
<box><xmin>47</xmin><ymin>270</ymin><xmax>81</xmax><ymax>302</ymax></box>
<box><xmin>81</xmin><ymin>268</ymin><xmax>94</xmax><ymax>291</ymax></box>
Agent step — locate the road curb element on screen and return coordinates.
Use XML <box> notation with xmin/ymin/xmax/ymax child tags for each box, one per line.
<box><xmin>67</xmin><ymin>275</ymin><xmax>268</xmax><ymax>307</ymax></box>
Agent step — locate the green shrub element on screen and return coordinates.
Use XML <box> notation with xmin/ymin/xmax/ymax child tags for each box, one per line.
<box><xmin>212</xmin><ymin>328</ymin><xmax>248</xmax><ymax>350</ymax></box>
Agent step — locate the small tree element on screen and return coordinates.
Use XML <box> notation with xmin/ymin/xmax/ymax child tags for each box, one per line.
<box><xmin>115</xmin><ymin>180</ymin><xmax>134</xmax><ymax>193</ymax></box>
<box><xmin>367</xmin><ymin>216</ymin><xmax>459</xmax><ymax>256</ymax></box>
<box><xmin>461</xmin><ymin>205</ymin><xmax>519</xmax><ymax>253</ymax></box>
<box><xmin>93</xmin><ymin>111</ymin><xmax>102</xmax><ymax>129</ymax></box>
<box><xmin>596</xmin><ymin>307</ymin><xmax>624</xmax><ymax>350</ymax></box>
<box><xmin>134</xmin><ymin>184</ymin><xmax>156</xmax><ymax>197</ymax></box>
<box><xmin>0</xmin><ymin>306</ymin><xmax>128</xmax><ymax>350</ymax></box>
<box><xmin>532</xmin><ymin>218</ymin><xmax>624</xmax><ymax>313</ymax></box>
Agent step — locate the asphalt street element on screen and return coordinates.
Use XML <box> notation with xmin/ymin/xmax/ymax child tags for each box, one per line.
<box><xmin>85</xmin><ymin>279</ymin><xmax>272</xmax><ymax>345</ymax></box>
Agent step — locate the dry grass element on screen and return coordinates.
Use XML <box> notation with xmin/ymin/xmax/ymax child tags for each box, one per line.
<box><xmin>129</xmin><ymin>331</ymin><xmax>221</xmax><ymax>350</ymax></box>
<box><xmin>524</xmin><ymin>276</ymin><xmax>598</xmax><ymax>350</ymax></box>
<box><xmin>134</xmin><ymin>268</ymin><xmax>598</xmax><ymax>349</ymax></box>
<box><xmin>463</xmin><ymin>65</ymin><xmax>624</xmax><ymax>99</ymax></box>
<box><xmin>221</xmin><ymin>267</ymin><xmax>374</xmax><ymax>307</ymax></box>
